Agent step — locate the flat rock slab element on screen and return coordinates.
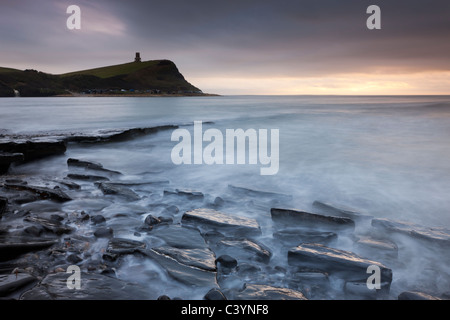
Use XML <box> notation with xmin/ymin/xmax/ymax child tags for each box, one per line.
<box><xmin>288</xmin><ymin>243</ymin><xmax>393</xmax><ymax>285</ymax></box>
<box><xmin>273</xmin><ymin>228</ymin><xmax>338</xmax><ymax>246</ymax></box>
<box><xmin>20</xmin><ymin>272</ymin><xmax>151</xmax><ymax>300</ymax></box>
<box><xmin>67</xmin><ymin>158</ymin><xmax>121</xmax><ymax>175</ymax></box>
<box><xmin>372</xmin><ymin>218</ymin><xmax>450</xmax><ymax>246</ymax></box>
<box><xmin>0</xmin><ymin>139</ymin><xmax>66</xmax><ymax>162</ymax></box>
<box><xmin>164</xmin><ymin>188</ymin><xmax>204</xmax><ymax>200</ymax></box>
<box><xmin>271</xmin><ymin>208</ymin><xmax>355</xmax><ymax>231</ymax></box>
<box><xmin>152</xmin><ymin>245</ymin><xmax>216</xmax><ymax>272</ymax></box>
<box><xmin>24</xmin><ymin>215</ymin><xmax>74</xmax><ymax>235</ymax></box>
<box><xmin>312</xmin><ymin>200</ymin><xmax>373</xmax><ymax>221</ymax></box>
<box><xmin>398</xmin><ymin>291</ymin><xmax>442</xmax><ymax>300</ymax></box>
<box><xmin>214</xmin><ymin>238</ymin><xmax>272</xmax><ymax>263</ymax></box>
<box><xmin>354</xmin><ymin>237</ymin><xmax>398</xmax><ymax>260</ymax></box>
<box><xmin>228</xmin><ymin>184</ymin><xmax>293</xmax><ymax>202</ymax></box>
<box><xmin>66</xmin><ymin>173</ymin><xmax>110</xmax><ymax>182</ymax></box>
<box><xmin>4</xmin><ymin>184</ymin><xmax>72</xmax><ymax>202</ymax></box>
<box><xmin>0</xmin><ymin>239</ymin><xmax>58</xmax><ymax>261</ymax></box>
<box><xmin>149</xmin><ymin>225</ymin><xmax>207</xmax><ymax>249</ymax></box>
<box><xmin>66</xmin><ymin>125</ymin><xmax>179</xmax><ymax>144</ymax></box>
<box><xmin>97</xmin><ymin>182</ymin><xmax>140</xmax><ymax>201</ymax></box>
<box><xmin>0</xmin><ymin>273</ymin><xmax>37</xmax><ymax>297</ymax></box>
<box><xmin>182</xmin><ymin>208</ymin><xmax>261</xmax><ymax>236</ymax></box>
<box><xmin>0</xmin><ymin>152</ymin><xmax>24</xmax><ymax>174</ymax></box>
<box><xmin>232</xmin><ymin>283</ymin><xmax>307</xmax><ymax>300</ymax></box>
<box><xmin>107</xmin><ymin>238</ymin><xmax>146</xmax><ymax>255</ymax></box>
<box><xmin>142</xmin><ymin>248</ymin><xmax>217</xmax><ymax>287</ymax></box>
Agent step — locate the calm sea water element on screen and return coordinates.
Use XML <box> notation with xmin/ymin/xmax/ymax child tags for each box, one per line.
<box><xmin>2</xmin><ymin>95</ymin><xmax>450</xmax><ymax>228</ymax></box>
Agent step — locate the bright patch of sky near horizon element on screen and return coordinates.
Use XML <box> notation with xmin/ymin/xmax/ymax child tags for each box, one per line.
<box><xmin>0</xmin><ymin>0</ymin><xmax>449</xmax><ymax>95</ymax></box>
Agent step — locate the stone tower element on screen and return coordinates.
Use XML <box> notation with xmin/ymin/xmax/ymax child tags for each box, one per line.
<box><xmin>134</xmin><ymin>52</ymin><xmax>141</xmax><ymax>62</ymax></box>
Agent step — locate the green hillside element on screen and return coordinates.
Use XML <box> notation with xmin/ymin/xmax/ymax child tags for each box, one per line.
<box><xmin>0</xmin><ymin>59</ymin><xmax>202</xmax><ymax>97</ymax></box>
<box><xmin>61</xmin><ymin>61</ymin><xmax>160</xmax><ymax>79</ymax></box>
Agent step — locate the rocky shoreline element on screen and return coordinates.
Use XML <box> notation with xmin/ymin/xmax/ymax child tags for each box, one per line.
<box><xmin>0</xmin><ymin>125</ymin><xmax>449</xmax><ymax>300</ymax></box>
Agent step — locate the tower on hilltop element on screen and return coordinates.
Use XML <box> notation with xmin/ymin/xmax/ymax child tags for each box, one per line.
<box><xmin>134</xmin><ymin>52</ymin><xmax>141</xmax><ymax>62</ymax></box>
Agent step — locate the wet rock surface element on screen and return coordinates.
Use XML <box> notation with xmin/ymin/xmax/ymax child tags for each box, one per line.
<box><xmin>372</xmin><ymin>218</ymin><xmax>450</xmax><ymax>246</ymax></box>
<box><xmin>182</xmin><ymin>208</ymin><xmax>262</xmax><ymax>236</ymax></box>
<box><xmin>288</xmin><ymin>243</ymin><xmax>392</xmax><ymax>284</ymax></box>
<box><xmin>0</xmin><ymin>127</ymin><xmax>448</xmax><ymax>300</ymax></box>
<box><xmin>271</xmin><ymin>208</ymin><xmax>355</xmax><ymax>231</ymax></box>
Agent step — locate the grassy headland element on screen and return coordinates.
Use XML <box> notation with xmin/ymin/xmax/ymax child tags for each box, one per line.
<box><xmin>0</xmin><ymin>60</ymin><xmax>205</xmax><ymax>97</ymax></box>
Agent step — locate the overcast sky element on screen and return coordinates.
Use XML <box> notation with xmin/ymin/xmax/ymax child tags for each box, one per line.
<box><xmin>1</xmin><ymin>0</ymin><xmax>449</xmax><ymax>94</ymax></box>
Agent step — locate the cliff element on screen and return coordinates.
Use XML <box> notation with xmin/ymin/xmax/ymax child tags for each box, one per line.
<box><xmin>0</xmin><ymin>60</ymin><xmax>202</xmax><ymax>97</ymax></box>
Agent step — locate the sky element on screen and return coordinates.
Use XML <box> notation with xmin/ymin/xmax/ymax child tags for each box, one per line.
<box><xmin>1</xmin><ymin>0</ymin><xmax>449</xmax><ymax>95</ymax></box>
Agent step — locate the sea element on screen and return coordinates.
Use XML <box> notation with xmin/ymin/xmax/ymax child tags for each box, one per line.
<box><xmin>1</xmin><ymin>95</ymin><xmax>449</xmax><ymax>298</ymax></box>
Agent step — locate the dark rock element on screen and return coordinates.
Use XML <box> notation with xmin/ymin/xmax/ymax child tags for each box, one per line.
<box><xmin>66</xmin><ymin>125</ymin><xmax>179</xmax><ymax>144</ymax></box>
<box><xmin>164</xmin><ymin>188</ymin><xmax>204</xmax><ymax>200</ymax></box>
<box><xmin>290</xmin><ymin>271</ymin><xmax>330</xmax><ymax>298</ymax></box>
<box><xmin>213</xmin><ymin>197</ymin><xmax>225</xmax><ymax>207</ymax></box>
<box><xmin>22</xmin><ymin>225</ymin><xmax>44</xmax><ymax>237</ymax></box>
<box><xmin>56</xmin><ymin>179</ymin><xmax>80</xmax><ymax>190</ymax></box>
<box><xmin>50</xmin><ymin>214</ymin><xmax>65</xmax><ymax>222</ymax></box>
<box><xmin>150</xmin><ymin>225</ymin><xmax>208</xmax><ymax>249</ymax></box>
<box><xmin>157</xmin><ymin>295</ymin><xmax>171</xmax><ymax>300</ymax></box>
<box><xmin>91</xmin><ymin>215</ymin><xmax>106</xmax><ymax>225</ymax></box>
<box><xmin>66</xmin><ymin>173</ymin><xmax>110</xmax><ymax>182</ymax></box>
<box><xmin>102</xmin><ymin>252</ymin><xmax>118</xmax><ymax>262</ymax></box>
<box><xmin>152</xmin><ymin>246</ymin><xmax>216</xmax><ymax>272</ymax></box>
<box><xmin>288</xmin><ymin>243</ymin><xmax>392</xmax><ymax>287</ymax></box>
<box><xmin>204</xmin><ymin>288</ymin><xmax>227</xmax><ymax>300</ymax></box>
<box><xmin>0</xmin><ymin>239</ymin><xmax>58</xmax><ymax>261</ymax></box>
<box><xmin>215</xmin><ymin>238</ymin><xmax>272</xmax><ymax>263</ymax></box>
<box><xmin>271</xmin><ymin>208</ymin><xmax>355</xmax><ymax>231</ymax></box>
<box><xmin>398</xmin><ymin>291</ymin><xmax>441</xmax><ymax>300</ymax></box>
<box><xmin>228</xmin><ymin>184</ymin><xmax>293</xmax><ymax>202</ymax></box>
<box><xmin>273</xmin><ymin>228</ymin><xmax>338</xmax><ymax>246</ymax></box>
<box><xmin>24</xmin><ymin>215</ymin><xmax>73</xmax><ymax>235</ymax></box>
<box><xmin>236</xmin><ymin>263</ymin><xmax>261</xmax><ymax>276</ymax></box>
<box><xmin>372</xmin><ymin>218</ymin><xmax>450</xmax><ymax>246</ymax></box>
<box><xmin>100</xmin><ymin>268</ymin><xmax>116</xmax><ymax>278</ymax></box>
<box><xmin>216</xmin><ymin>255</ymin><xmax>238</xmax><ymax>269</ymax></box>
<box><xmin>0</xmin><ymin>273</ymin><xmax>37</xmax><ymax>298</ymax></box>
<box><xmin>20</xmin><ymin>272</ymin><xmax>151</xmax><ymax>300</ymax></box>
<box><xmin>94</xmin><ymin>227</ymin><xmax>114</xmax><ymax>238</ymax></box>
<box><xmin>4</xmin><ymin>184</ymin><xmax>72</xmax><ymax>202</ymax></box>
<box><xmin>354</xmin><ymin>237</ymin><xmax>398</xmax><ymax>260</ymax></box>
<box><xmin>0</xmin><ymin>152</ymin><xmax>24</xmax><ymax>174</ymax></box>
<box><xmin>141</xmin><ymin>248</ymin><xmax>217</xmax><ymax>287</ymax></box>
<box><xmin>162</xmin><ymin>205</ymin><xmax>179</xmax><ymax>215</ymax></box>
<box><xmin>107</xmin><ymin>237</ymin><xmax>146</xmax><ymax>255</ymax></box>
<box><xmin>97</xmin><ymin>182</ymin><xmax>140</xmax><ymax>201</ymax></box>
<box><xmin>144</xmin><ymin>214</ymin><xmax>161</xmax><ymax>226</ymax></box>
<box><xmin>232</xmin><ymin>283</ymin><xmax>307</xmax><ymax>300</ymax></box>
<box><xmin>0</xmin><ymin>196</ymin><xmax>8</xmax><ymax>216</ymax></box>
<box><xmin>0</xmin><ymin>139</ymin><xmax>66</xmax><ymax>163</ymax></box>
<box><xmin>182</xmin><ymin>208</ymin><xmax>261</xmax><ymax>237</ymax></box>
<box><xmin>312</xmin><ymin>200</ymin><xmax>373</xmax><ymax>221</ymax></box>
<box><xmin>203</xmin><ymin>230</ymin><xmax>225</xmax><ymax>244</ymax></box>
<box><xmin>67</xmin><ymin>254</ymin><xmax>83</xmax><ymax>264</ymax></box>
<box><xmin>67</xmin><ymin>158</ymin><xmax>121</xmax><ymax>175</ymax></box>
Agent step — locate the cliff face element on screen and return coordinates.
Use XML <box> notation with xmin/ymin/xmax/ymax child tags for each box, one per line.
<box><xmin>0</xmin><ymin>60</ymin><xmax>202</xmax><ymax>97</ymax></box>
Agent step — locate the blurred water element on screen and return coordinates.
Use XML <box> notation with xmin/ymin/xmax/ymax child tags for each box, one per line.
<box><xmin>1</xmin><ymin>95</ymin><xmax>450</xmax><ymax>298</ymax></box>
<box><xmin>2</xmin><ymin>95</ymin><xmax>449</xmax><ymax>227</ymax></box>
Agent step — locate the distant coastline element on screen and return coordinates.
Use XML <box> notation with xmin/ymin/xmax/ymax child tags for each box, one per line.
<box><xmin>55</xmin><ymin>92</ymin><xmax>220</xmax><ymax>97</ymax></box>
